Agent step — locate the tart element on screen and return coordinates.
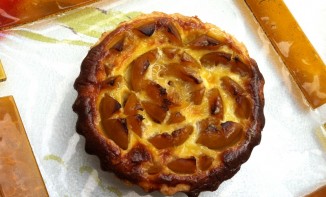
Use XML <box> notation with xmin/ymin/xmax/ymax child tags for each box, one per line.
<box><xmin>73</xmin><ymin>12</ymin><xmax>265</xmax><ymax>197</ymax></box>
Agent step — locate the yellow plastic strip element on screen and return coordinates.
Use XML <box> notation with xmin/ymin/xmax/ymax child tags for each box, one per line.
<box><xmin>0</xmin><ymin>60</ymin><xmax>6</xmax><ymax>82</ymax></box>
<box><xmin>0</xmin><ymin>96</ymin><xmax>48</xmax><ymax>196</ymax></box>
<box><xmin>244</xmin><ymin>0</ymin><xmax>326</xmax><ymax>108</ymax></box>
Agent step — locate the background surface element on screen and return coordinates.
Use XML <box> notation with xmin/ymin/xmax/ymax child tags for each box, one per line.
<box><xmin>0</xmin><ymin>0</ymin><xmax>326</xmax><ymax>196</ymax></box>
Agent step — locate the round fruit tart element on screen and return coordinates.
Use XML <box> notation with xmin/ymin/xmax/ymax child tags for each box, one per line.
<box><xmin>73</xmin><ymin>12</ymin><xmax>265</xmax><ymax>197</ymax></box>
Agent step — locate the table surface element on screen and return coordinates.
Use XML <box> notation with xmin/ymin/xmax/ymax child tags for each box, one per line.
<box><xmin>0</xmin><ymin>0</ymin><xmax>326</xmax><ymax>196</ymax></box>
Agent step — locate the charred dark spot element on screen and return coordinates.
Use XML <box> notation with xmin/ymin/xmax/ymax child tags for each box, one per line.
<box><xmin>128</xmin><ymin>144</ymin><xmax>152</xmax><ymax>163</ymax></box>
<box><xmin>207</xmin><ymin>88</ymin><xmax>224</xmax><ymax>119</ymax></box>
<box><xmin>221</xmin><ymin>121</ymin><xmax>242</xmax><ymax>137</ymax></box>
<box><xmin>108</xmin><ymin>79</ymin><xmax>116</xmax><ymax>86</ymax></box>
<box><xmin>119</xmin><ymin>119</ymin><xmax>128</xmax><ymax>131</ymax></box>
<box><xmin>138</xmin><ymin>23</ymin><xmax>156</xmax><ymax>36</ymax></box>
<box><xmin>189</xmin><ymin>74</ymin><xmax>203</xmax><ymax>84</ymax></box>
<box><xmin>158</xmin><ymin>85</ymin><xmax>167</xmax><ymax>95</ymax></box>
<box><xmin>111</xmin><ymin>38</ymin><xmax>124</xmax><ymax>52</ymax></box>
<box><xmin>162</xmin><ymin>98</ymin><xmax>172</xmax><ymax>108</ymax></box>
<box><xmin>234</xmin><ymin>56</ymin><xmax>241</xmax><ymax>62</ymax></box>
<box><xmin>206</xmin><ymin>124</ymin><xmax>218</xmax><ymax>133</ymax></box>
<box><xmin>106</xmin><ymin>75</ymin><xmax>123</xmax><ymax>87</ymax></box>
<box><xmin>200</xmin><ymin>52</ymin><xmax>231</xmax><ymax>67</ymax></box>
<box><xmin>135</xmin><ymin>114</ymin><xmax>144</xmax><ymax>121</ymax></box>
<box><xmin>190</xmin><ymin>35</ymin><xmax>220</xmax><ymax>47</ymax></box>
<box><xmin>142</xmin><ymin>60</ymin><xmax>150</xmax><ymax>74</ymax></box>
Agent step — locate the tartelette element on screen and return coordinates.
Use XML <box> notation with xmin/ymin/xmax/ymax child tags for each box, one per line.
<box><xmin>73</xmin><ymin>12</ymin><xmax>265</xmax><ymax>197</ymax></box>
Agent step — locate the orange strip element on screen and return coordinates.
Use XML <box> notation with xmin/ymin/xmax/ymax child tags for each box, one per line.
<box><xmin>0</xmin><ymin>96</ymin><xmax>48</xmax><ymax>197</ymax></box>
<box><xmin>244</xmin><ymin>0</ymin><xmax>326</xmax><ymax>108</ymax></box>
<box><xmin>305</xmin><ymin>185</ymin><xmax>326</xmax><ymax>197</ymax></box>
<box><xmin>0</xmin><ymin>0</ymin><xmax>102</xmax><ymax>30</ymax></box>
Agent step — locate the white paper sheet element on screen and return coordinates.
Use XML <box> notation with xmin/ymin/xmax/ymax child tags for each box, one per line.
<box><xmin>0</xmin><ymin>0</ymin><xmax>325</xmax><ymax>196</ymax></box>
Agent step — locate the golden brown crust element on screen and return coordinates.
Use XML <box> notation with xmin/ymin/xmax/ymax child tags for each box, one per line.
<box><xmin>73</xmin><ymin>12</ymin><xmax>265</xmax><ymax>197</ymax></box>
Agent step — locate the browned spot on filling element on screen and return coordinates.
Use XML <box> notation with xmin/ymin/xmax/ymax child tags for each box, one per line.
<box><xmin>161</xmin><ymin>62</ymin><xmax>202</xmax><ymax>84</ymax></box>
<box><xmin>197</xmin><ymin>117</ymin><xmax>220</xmax><ymax>134</ymax></box>
<box><xmin>130</xmin><ymin>50</ymin><xmax>157</xmax><ymax>91</ymax></box>
<box><xmin>147</xmin><ymin>163</ymin><xmax>162</xmax><ymax>175</ymax></box>
<box><xmin>102</xmin><ymin>118</ymin><xmax>129</xmax><ymax>150</ymax></box>
<box><xmin>198</xmin><ymin>155</ymin><xmax>213</xmax><ymax>171</ymax></box>
<box><xmin>126</xmin><ymin>144</ymin><xmax>152</xmax><ymax>163</ymax></box>
<box><xmin>163</xmin><ymin>23</ymin><xmax>182</xmax><ymax>44</ymax></box>
<box><xmin>167</xmin><ymin>157</ymin><xmax>196</xmax><ymax>174</ymax></box>
<box><xmin>191</xmin><ymin>84</ymin><xmax>206</xmax><ymax>105</ymax></box>
<box><xmin>102</xmin><ymin>75</ymin><xmax>123</xmax><ymax>89</ymax></box>
<box><xmin>189</xmin><ymin>35</ymin><xmax>220</xmax><ymax>48</ymax></box>
<box><xmin>142</xmin><ymin>80</ymin><xmax>168</xmax><ymax>104</ymax></box>
<box><xmin>124</xmin><ymin>93</ymin><xmax>143</xmax><ymax>116</ymax></box>
<box><xmin>148</xmin><ymin>125</ymin><xmax>193</xmax><ymax>149</ymax></box>
<box><xmin>137</xmin><ymin>22</ymin><xmax>156</xmax><ymax>37</ymax></box>
<box><xmin>181</xmin><ymin>52</ymin><xmax>200</xmax><ymax>64</ymax></box>
<box><xmin>110</xmin><ymin>37</ymin><xmax>125</xmax><ymax>52</ymax></box>
<box><xmin>196</xmin><ymin>121</ymin><xmax>242</xmax><ymax>150</ymax></box>
<box><xmin>236</xmin><ymin>95</ymin><xmax>252</xmax><ymax>119</ymax></box>
<box><xmin>221</xmin><ymin>76</ymin><xmax>245</xmax><ymax>96</ymax></box>
<box><xmin>162</xmin><ymin>47</ymin><xmax>180</xmax><ymax>59</ymax></box>
<box><xmin>167</xmin><ymin>112</ymin><xmax>186</xmax><ymax>124</ymax></box>
<box><xmin>127</xmin><ymin>114</ymin><xmax>144</xmax><ymax>137</ymax></box>
<box><xmin>230</xmin><ymin>57</ymin><xmax>253</xmax><ymax>77</ymax></box>
<box><xmin>200</xmin><ymin>52</ymin><xmax>231</xmax><ymax>67</ymax></box>
<box><xmin>100</xmin><ymin>95</ymin><xmax>121</xmax><ymax>120</ymax></box>
<box><xmin>142</xmin><ymin>101</ymin><xmax>168</xmax><ymax>123</ymax></box>
<box><xmin>207</xmin><ymin>88</ymin><xmax>224</xmax><ymax>119</ymax></box>
<box><xmin>221</xmin><ymin>76</ymin><xmax>252</xmax><ymax>119</ymax></box>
